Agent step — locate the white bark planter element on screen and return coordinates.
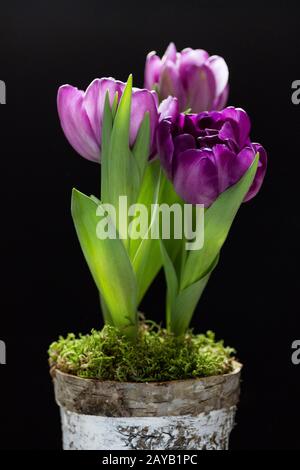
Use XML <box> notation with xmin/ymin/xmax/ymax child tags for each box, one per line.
<box><xmin>51</xmin><ymin>361</ymin><xmax>242</xmax><ymax>450</ymax></box>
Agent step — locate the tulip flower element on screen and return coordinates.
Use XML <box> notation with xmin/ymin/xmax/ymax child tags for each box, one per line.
<box><xmin>157</xmin><ymin>107</ymin><xmax>267</xmax><ymax>207</ymax></box>
<box><xmin>57</xmin><ymin>77</ymin><xmax>177</xmax><ymax>162</ymax></box>
<box><xmin>144</xmin><ymin>42</ymin><xmax>229</xmax><ymax>113</ymax></box>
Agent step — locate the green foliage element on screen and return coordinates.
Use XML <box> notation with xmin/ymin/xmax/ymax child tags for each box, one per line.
<box><xmin>49</xmin><ymin>323</ymin><xmax>235</xmax><ymax>382</ymax></box>
<box><xmin>181</xmin><ymin>154</ymin><xmax>259</xmax><ymax>289</ymax></box>
<box><xmin>71</xmin><ymin>189</ymin><xmax>138</xmax><ymax>338</ymax></box>
<box><xmin>129</xmin><ymin>160</ymin><xmax>162</xmax><ymax>303</ymax></box>
<box><xmin>71</xmin><ymin>77</ymin><xmax>162</xmax><ymax>338</ymax></box>
<box><xmin>69</xmin><ymin>76</ymin><xmax>260</xmax><ymax>340</ymax></box>
<box><xmin>162</xmin><ymin>155</ymin><xmax>259</xmax><ymax>335</ymax></box>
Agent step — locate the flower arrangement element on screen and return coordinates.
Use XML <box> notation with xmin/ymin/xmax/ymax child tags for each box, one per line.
<box><xmin>51</xmin><ymin>42</ymin><xmax>267</xmax><ymax>365</ymax></box>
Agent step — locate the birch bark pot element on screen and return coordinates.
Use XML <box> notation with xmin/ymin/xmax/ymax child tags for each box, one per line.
<box><xmin>51</xmin><ymin>361</ymin><xmax>242</xmax><ymax>450</ymax></box>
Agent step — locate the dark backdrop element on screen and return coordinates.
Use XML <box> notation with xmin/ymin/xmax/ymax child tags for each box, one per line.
<box><xmin>0</xmin><ymin>0</ymin><xmax>299</xmax><ymax>450</ymax></box>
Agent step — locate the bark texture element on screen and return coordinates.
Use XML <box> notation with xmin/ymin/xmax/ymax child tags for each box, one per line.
<box><xmin>60</xmin><ymin>407</ymin><xmax>236</xmax><ymax>450</ymax></box>
<box><xmin>52</xmin><ymin>362</ymin><xmax>242</xmax><ymax>450</ymax></box>
<box><xmin>52</xmin><ymin>361</ymin><xmax>241</xmax><ymax>417</ymax></box>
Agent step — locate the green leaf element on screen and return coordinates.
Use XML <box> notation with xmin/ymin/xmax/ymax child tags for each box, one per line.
<box><xmin>102</xmin><ymin>76</ymin><xmax>142</xmax><ymax>244</ymax></box>
<box><xmin>101</xmin><ymin>91</ymin><xmax>113</xmax><ymax>203</ymax></box>
<box><xmin>71</xmin><ymin>188</ymin><xmax>138</xmax><ymax>338</ymax></box>
<box><xmin>136</xmin><ymin>239</ymin><xmax>161</xmax><ymax>304</ymax></box>
<box><xmin>129</xmin><ymin>161</ymin><xmax>162</xmax><ymax>303</ymax></box>
<box><xmin>160</xmin><ymin>242</ymin><xmax>218</xmax><ymax>335</ymax></box>
<box><xmin>160</xmin><ymin>238</ymin><xmax>179</xmax><ymax>330</ymax></box>
<box><xmin>132</xmin><ymin>111</ymin><xmax>150</xmax><ymax>182</ymax></box>
<box><xmin>111</xmin><ymin>91</ymin><xmax>119</xmax><ymax>119</ymax></box>
<box><xmin>155</xmin><ymin>172</ymin><xmax>184</xmax><ymax>272</ymax></box>
<box><xmin>107</xmin><ymin>75</ymin><xmax>133</xmax><ymax>209</ymax></box>
<box><xmin>99</xmin><ymin>294</ymin><xmax>113</xmax><ymax>325</ymax></box>
<box><xmin>170</xmin><ymin>255</ymin><xmax>219</xmax><ymax>336</ymax></box>
<box><xmin>181</xmin><ymin>154</ymin><xmax>259</xmax><ymax>289</ymax></box>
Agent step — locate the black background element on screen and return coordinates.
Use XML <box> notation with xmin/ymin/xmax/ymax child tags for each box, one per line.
<box><xmin>0</xmin><ymin>0</ymin><xmax>299</xmax><ymax>450</ymax></box>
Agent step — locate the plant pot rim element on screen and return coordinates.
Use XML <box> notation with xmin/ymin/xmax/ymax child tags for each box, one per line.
<box><xmin>51</xmin><ymin>360</ymin><xmax>242</xmax><ymax>386</ymax></box>
<box><xmin>51</xmin><ymin>361</ymin><xmax>242</xmax><ymax>418</ymax></box>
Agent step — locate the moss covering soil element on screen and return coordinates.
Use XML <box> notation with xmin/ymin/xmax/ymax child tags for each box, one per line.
<box><xmin>49</xmin><ymin>322</ymin><xmax>236</xmax><ymax>382</ymax></box>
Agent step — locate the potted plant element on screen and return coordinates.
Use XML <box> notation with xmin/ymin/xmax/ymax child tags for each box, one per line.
<box><xmin>49</xmin><ymin>43</ymin><xmax>267</xmax><ymax>450</ymax></box>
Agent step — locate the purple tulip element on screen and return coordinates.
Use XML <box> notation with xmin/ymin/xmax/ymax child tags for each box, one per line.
<box><xmin>157</xmin><ymin>107</ymin><xmax>267</xmax><ymax>207</ymax></box>
<box><xmin>144</xmin><ymin>42</ymin><xmax>229</xmax><ymax>113</ymax></box>
<box><xmin>57</xmin><ymin>77</ymin><xmax>177</xmax><ymax>162</ymax></box>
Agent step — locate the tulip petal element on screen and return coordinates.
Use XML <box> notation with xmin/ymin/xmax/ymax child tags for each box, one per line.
<box><xmin>57</xmin><ymin>85</ymin><xmax>100</xmax><ymax>162</ymax></box>
<box><xmin>243</xmin><ymin>144</ymin><xmax>267</xmax><ymax>201</ymax></box>
<box><xmin>218</xmin><ymin>121</ymin><xmax>239</xmax><ymax>150</ymax></box>
<box><xmin>213</xmin><ymin>84</ymin><xmax>229</xmax><ymax>110</ymax></box>
<box><xmin>159</xmin><ymin>60</ymin><xmax>185</xmax><ymax>109</ymax></box>
<box><xmin>183</xmin><ymin>48</ymin><xmax>209</xmax><ymax>64</ymax></box>
<box><xmin>162</xmin><ymin>42</ymin><xmax>177</xmax><ymax>63</ymax></box>
<box><xmin>158</xmin><ymin>96</ymin><xmax>179</xmax><ymax>121</ymax></box>
<box><xmin>173</xmin><ymin>134</ymin><xmax>196</xmax><ymax>162</ymax></box>
<box><xmin>84</xmin><ymin>78</ymin><xmax>124</xmax><ymax>145</ymax></box>
<box><xmin>179</xmin><ymin>49</ymin><xmax>209</xmax><ymax>88</ymax></box>
<box><xmin>207</xmin><ymin>55</ymin><xmax>229</xmax><ymax>97</ymax></box>
<box><xmin>173</xmin><ymin>148</ymin><xmax>219</xmax><ymax>206</ymax></box>
<box><xmin>221</xmin><ymin>107</ymin><xmax>251</xmax><ymax>147</ymax></box>
<box><xmin>130</xmin><ymin>89</ymin><xmax>159</xmax><ymax>148</ymax></box>
<box><xmin>156</xmin><ymin>119</ymin><xmax>174</xmax><ymax>178</ymax></box>
<box><xmin>185</xmin><ymin>64</ymin><xmax>216</xmax><ymax>113</ymax></box>
<box><xmin>212</xmin><ymin>144</ymin><xmax>237</xmax><ymax>193</ymax></box>
<box><xmin>144</xmin><ymin>51</ymin><xmax>162</xmax><ymax>90</ymax></box>
<box><xmin>230</xmin><ymin>146</ymin><xmax>255</xmax><ymax>188</ymax></box>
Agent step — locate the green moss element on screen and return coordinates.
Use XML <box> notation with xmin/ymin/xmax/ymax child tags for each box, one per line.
<box><xmin>48</xmin><ymin>322</ymin><xmax>235</xmax><ymax>382</ymax></box>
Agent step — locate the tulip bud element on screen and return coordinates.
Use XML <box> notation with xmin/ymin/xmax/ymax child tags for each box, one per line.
<box><xmin>157</xmin><ymin>107</ymin><xmax>267</xmax><ymax>207</ymax></box>
<box><xmin>57</xmin><ymin>77</ymin><xmax>177</xmax><ymax>162</ymax></box>
<box><xmin>144</xmin><ymin>43</ymin><xmax>229</xmax><ymax>113</ymax></box>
